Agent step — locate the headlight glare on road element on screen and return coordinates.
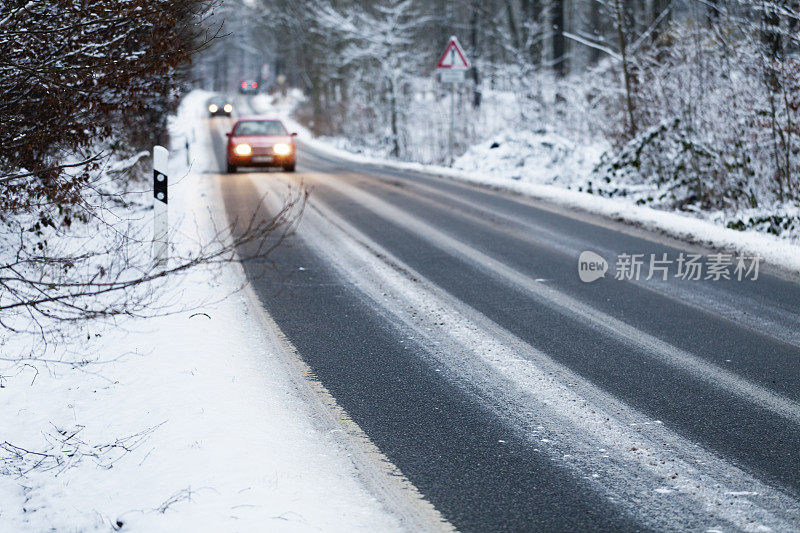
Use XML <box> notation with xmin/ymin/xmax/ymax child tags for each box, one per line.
<box><xmin>208</xmin><ymin>104</ymin><xmax>218</xmax><ymax>113</ymax></box>
<box><xmin>234</xmin><ymin>143</ymin><xmax>252</xmax><ymax>156</ymax></box>
<box><xmin>273</xmin><ymin>143</ymin><xmax>292</xmax><ymax>156</ymax></box>
<box><xmin>223</xmin><ymin>104</ymin><xmax>233</xmax><ymax>113</ymax></box>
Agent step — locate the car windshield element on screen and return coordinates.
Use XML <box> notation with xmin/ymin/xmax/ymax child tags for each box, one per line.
<box><xmin>234</xmin><ymin>120</ymin><xmax>286</xmax><ymax>136</ymax></box>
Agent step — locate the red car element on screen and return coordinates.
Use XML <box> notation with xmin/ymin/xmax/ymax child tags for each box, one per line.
<box><xmin>226</xmin><ymin>118</ymin><xmax>297</xmax><ymax>173</ymax></box>
<box><xmin>239</xmin><ymin>80</ymin><xmax>258</xmax><ymax>94</ymax></box>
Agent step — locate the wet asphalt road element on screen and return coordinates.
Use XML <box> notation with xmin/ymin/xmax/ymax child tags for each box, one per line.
<box><xmin>207</xmin><ymin>104</ymin><xmax>800</xmax><ymax>532</ymax></box>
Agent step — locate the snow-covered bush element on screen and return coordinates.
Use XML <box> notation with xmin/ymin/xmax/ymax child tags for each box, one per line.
<box><xmin>591</xmin><ymin>12</ymin><xmax>800</xmax><ymax>224</ymax></box>
<box><xmin>593</xmin><ymin>118</ymin><xmax>725</xmax><ymax>208</ymax></box>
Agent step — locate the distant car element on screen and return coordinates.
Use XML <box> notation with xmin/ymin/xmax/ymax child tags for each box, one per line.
<box><xmin>239</xmin><ymin>80</ymin><xmax>258</xmax><ymax>94</ymax></box>
<box><xmin>226</xmin><ymin>117</ymin><xmax>296</xmax><ymax>173</ymax></box>
<box><xmin>208</xmin><ymin>98</ymin><xmax>233</xmax><ymax>117</ymax></box>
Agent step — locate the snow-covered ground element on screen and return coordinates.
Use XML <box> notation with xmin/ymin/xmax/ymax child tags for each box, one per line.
<box><xmin>453</xmin><ymin>129</ymin><xmax>606</xmax><ymax>187</ymax></box>
<box><xmin>0</xmin><ymin>90</ymin><xmax>423</xmax><ymax>532</ymax></box>
<box><xmin>249</xmin><ymin>92</ymin><xmax>800</xmax><ymax>275</ymax></box>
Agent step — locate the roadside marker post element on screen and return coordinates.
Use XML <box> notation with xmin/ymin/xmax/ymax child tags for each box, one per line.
<box><xmin>436</xmin><ymin>36</ymin><xmax>471</xmax><ymax>167</ymax></box>
<box><xmin>153</xmin><ymin>145</ymin><xmax>169</xmax><ymax>265</ymax></box>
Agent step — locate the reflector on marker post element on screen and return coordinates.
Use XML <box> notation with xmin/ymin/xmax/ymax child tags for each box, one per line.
<box><xmin>153</xmin><ymin>145</ymin><xmax>169</xmax><ymax>264</ymax></box>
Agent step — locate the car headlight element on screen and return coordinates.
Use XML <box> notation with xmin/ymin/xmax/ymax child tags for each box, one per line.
<box><xmin>273</xmin><ymin>143</ymin><xmax>292</xmax><ymax>156</ymax></box>
<box><xmin>234</xmin><ymin>143</ymin><xmax>252</xmax><ymax>156</ymax></box>
<box><xmin>208</xmin><ymin>104</ymin><xmax>218</xmax><ymax>113</ymax></box>
<box><xmin>223</xmin><ymin>104</ymin><xmax>233</xmax><ymax>113</ymax></box>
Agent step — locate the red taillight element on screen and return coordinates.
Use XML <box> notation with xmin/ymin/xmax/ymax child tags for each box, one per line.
<box><xmin>252</xmin><ymin>82</ymin><xmax>258</xmax><ymax>88</ymax></box>
<box><xmin>241</xmin><ymin>82</ymin><xmax>246</xmax><ymax>88</ymax></box>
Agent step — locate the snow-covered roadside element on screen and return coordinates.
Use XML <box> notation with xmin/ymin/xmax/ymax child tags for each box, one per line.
<box><xmin>0</xmin><ymin>90</ymin><xmax>407</xmax><ymax>532</ymax></box>
<box><xmin>249</xmin><ymin>93</ymin><xmax>800</xmax><ymax>275</ymax></box>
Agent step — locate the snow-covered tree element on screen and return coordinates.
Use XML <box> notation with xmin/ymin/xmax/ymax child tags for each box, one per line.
<box><xmin>314</xmin><ymin>0</ymin><xmax>428</xmax><ymax>157</ymax></box>
<box><xmin>199</xmin><ymin>0</ymin><xmax>799</xmax><ymax>232</ymax></box>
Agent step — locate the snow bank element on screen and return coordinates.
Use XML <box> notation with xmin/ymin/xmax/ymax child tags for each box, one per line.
<box><xmin>453</xmin><ymin>130</ymin><xmax>606</xmax><ymax>187</ymax></box>
<box><xmin>0</xmin><ymin>90</ymin><xmax>403</xmax><ymax>532</ymax></box>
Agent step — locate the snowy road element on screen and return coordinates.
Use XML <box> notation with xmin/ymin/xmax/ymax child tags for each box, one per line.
<box><xmin>206</xmin><ymin>101</ymin><xmax>800</xmax><ymax>531</ymax></box>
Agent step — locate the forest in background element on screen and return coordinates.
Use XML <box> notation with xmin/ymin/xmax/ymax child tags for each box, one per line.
<box><xmin>195</xmin><ymin>0</ymin><xmax>800</xmax><ymax>237</ymax></box>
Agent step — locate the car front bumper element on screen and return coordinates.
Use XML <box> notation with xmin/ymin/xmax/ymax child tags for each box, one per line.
<box><xmin>228</xmin><ymin>154</ymin><xmax>295</xmax><ymax>167</ymax></box>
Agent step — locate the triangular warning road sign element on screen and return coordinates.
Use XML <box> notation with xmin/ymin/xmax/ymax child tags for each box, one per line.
<box><xmin>436</xmin><ymin>36</ymin><xmax>471</xmax><ymax>69</ymax></box>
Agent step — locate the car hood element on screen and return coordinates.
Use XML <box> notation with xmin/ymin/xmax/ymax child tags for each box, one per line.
<box><xmin>230</xmin><ymin>135</ymin><xmax>293</xmax><ymax>147</ymax></box>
